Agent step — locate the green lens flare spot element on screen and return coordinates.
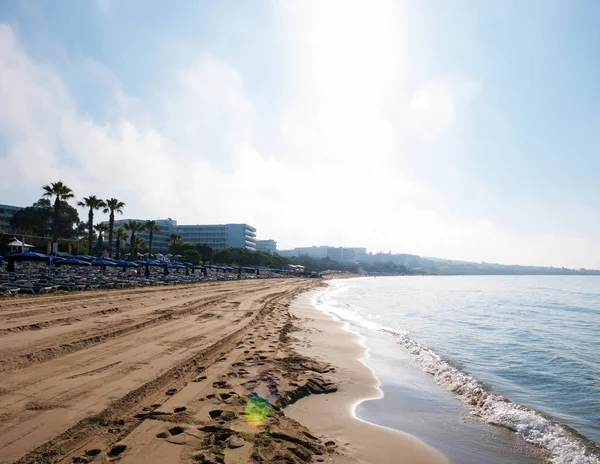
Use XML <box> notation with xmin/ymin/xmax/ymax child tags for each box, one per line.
<box><xmin>245</xmin><ymin>395</ymin><xmax>271</xmax><ymax>427</ymax></box>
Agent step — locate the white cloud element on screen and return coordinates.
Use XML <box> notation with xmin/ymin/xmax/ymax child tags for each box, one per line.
<box><xmin>407</xmin><ymin>77</ymin><xmax>482</xmax><ymax>141</ymax></box>
<box><xmin>0</xmin><ymin>15</ymin><xmax>598</xmax><ymax>269</ymax></box>
<box><xmin>161</xmin><ymin>54</ymin><xmax>252</xmax><ymax>170</ymax></box>
<box><xmin>0</xmin><ymin>24</ymin><xmax>176</xmax><ymax>215</ymax></box>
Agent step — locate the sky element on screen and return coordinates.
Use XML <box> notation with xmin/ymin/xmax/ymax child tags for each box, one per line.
<box><xmin>1</xmin><ymin>0</ymin><xmax>600</xmax><ymax>269</ymax></box>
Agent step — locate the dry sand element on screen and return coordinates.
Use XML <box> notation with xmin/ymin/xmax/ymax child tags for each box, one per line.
<box><xmin>0</xmin><ymin>278</ymin><xmax>445</xmax><ymax>464</ymax></box>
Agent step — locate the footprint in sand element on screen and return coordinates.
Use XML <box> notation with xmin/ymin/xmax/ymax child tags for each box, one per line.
<box><xmin>212</xmin><ymin>381</ymin><xmax>232</xmax><ymax>389</ymax></box>
<box><xmin>108</xmin><ymin>444</ymin><xmax>127</xmax><ymax>457</ymax></box>
<box><xmin>165</xmin><ymin>389</ymin><xmax>177</xmax><ymax>396</ymax></box>
<box><xmin>168</xmin><ymin>426</ymin><xmax>185</xmax><ymax>436</ymax></box>
<box><xmin>208</xmin><ymin>409</ymin><xmax>223</xmax><ymax>419</ymax></box>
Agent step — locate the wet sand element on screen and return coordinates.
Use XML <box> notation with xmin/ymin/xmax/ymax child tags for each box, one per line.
<box><xmin>0</xmin><ymin>278</ymin><xmax>444</xmax><ymax>464</ymax></box>
<box><xmin>286</xmin><ymin>290</ymin><xmax>448</xmax><ymax>464</ymax></box>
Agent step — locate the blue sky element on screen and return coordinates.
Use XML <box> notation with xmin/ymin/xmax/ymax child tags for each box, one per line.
<box><xmin>1</xmin><ymin>0</ymin><xmax>599</xmax><ymax>268</ymax></box>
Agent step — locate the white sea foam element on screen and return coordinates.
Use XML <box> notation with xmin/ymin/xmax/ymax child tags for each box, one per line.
<box><xmin>380</xmin><ymin>327</ymin><xmax>600</xmax><ymax>464</ymax></box>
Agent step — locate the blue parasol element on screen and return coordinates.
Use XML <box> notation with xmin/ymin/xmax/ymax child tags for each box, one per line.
<box><xmin>56</xmin><ymin>258</ymin><xmax>92</xmax><ymax>266</ymax></box>
<box><xmin>91</xmin><ymin>259</ymin><xmax>117</xmax><ymax>266</ymax></box>
<box><xmin>8</xmin><ymin>252</ymin><xmax>50</xmax><ymax>262</ymax></box>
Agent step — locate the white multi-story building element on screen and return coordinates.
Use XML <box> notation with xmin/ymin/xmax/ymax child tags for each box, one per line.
<box><xmin>256</xmin><ymin>239</ymin><xmax>277</xmax><ymax>254</ymax></box>
<box><xmin>0</xmin><ymin>204</ymin><xmax>23</xmax><ymax>231</ymax></box>
<box><xmin>278</xmin><ymin>246</ymin><xmax>364</xmax><ymax>264</ymax></box>
<box><xmin>108</xmin><ymin>218</ymin><xmax>177</xmax><ymax>253</ymax></box>
<box><xmin>104</xmin><ymin>220</ymin><xmax>257</xmax><ymax>253</ymax></box>
<box><xmin>176</xmin><ymin>224</ymin><xmax>257</xmax><ymax>251</ymax></box>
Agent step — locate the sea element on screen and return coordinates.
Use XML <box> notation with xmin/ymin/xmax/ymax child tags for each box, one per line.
<box><xmin>314</xmin><ymin>276</ymin><xmax>600</xmax><ymax>464</ymax></box>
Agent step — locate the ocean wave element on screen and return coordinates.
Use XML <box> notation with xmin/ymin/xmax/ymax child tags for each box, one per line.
<box><xmin>380</xmin><ymin>327</ymin><xmax>600</xmax><ymax>464</ymax></box>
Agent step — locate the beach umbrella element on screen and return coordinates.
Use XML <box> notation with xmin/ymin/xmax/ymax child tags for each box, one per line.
<box><xmin>8</xmin><ymin>252</ymin><xmax>50</xmax><ymax>261</ymax></box>
<box><xmin>56</xmin><ymin>258</ymin><xmax>92</xmax><ymax>266</ymax></box>
<box><xmin>91</xmin><ymin>258</ymin><xmax>117</xmax><ymax>274</ymax></box>
<box><xmin>115</xmin><ymin>260</ymin><xmax>137</xmax><ymax>271</ymax></box>
<box><xmin>91</xmin><ymin>259</ymin><xmax>116</xmax><ymax>266</ymax></box>
<box><xmin>6</xmin><ymin>252</ymin><xmax>49</xmax><ymax>277</ymax></box>
<box><xmin>116</xmin><ymin>260</ymin><xmax>138</xmax><ymax>267</ymax></box>
<box><xmin>74</xmin><ymin>255</ymin><xmax>94</xmax><ymax>261</ymax></box>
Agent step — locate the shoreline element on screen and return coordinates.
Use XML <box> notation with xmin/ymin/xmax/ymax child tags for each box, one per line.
<box><xmin>286</xmin><ymin>287</ymin><xmax>449</xmax><ymax>464</ymax></box>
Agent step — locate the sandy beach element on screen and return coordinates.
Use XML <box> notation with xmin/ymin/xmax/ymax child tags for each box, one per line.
<box><xmin>0</xmin><ymin>278</ymin><xmax>444</xmax><ymax>464</ymax></box>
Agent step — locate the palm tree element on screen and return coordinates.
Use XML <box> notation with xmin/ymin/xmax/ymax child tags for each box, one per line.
<box><xmin>94</xmin><ymin>223</ymin><xmax>109</xmax><ymax>249</ymax></box>
<box><xmin>134</xmin><ymin>235</ymin><xmax>146</xmax><ymax>254</ymax></box>
<box><xmin>114</xmin><ymin>227</ymin><xmax>128</xmax><ymax>259</ymax></box>
<box><xmin>167</xmin><ymin>233</ymin><xmax>183</xmax><ymax>252</ymax></box>
<box><xmin>42</xmin><ymin>181</ymin><xmax>75</xmax><ymax>250</ymax></box>
<box><xmin>124</xmin><ymin>220</ymin><xmax>144</xmax><ymax>260</ymax></box>
<box><xmin>145</xmin><ymin>220</ymin><xmax>160</xmax><ymax>257</ymax></box>
<box><xmin>77</xmin><ymin>196</ymin><xmax>106</xmax><ymax>255</ymax></box>
<box><xmin>103</xmin><ymin>198</ymin><xmax>125</xmax><ymax>257</ymax></box>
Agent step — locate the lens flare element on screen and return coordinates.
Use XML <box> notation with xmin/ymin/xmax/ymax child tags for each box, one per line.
<box><xmin>245</xmin><ymin>393</ymin><xmax>271</xmax><ymax>427</ymax></box>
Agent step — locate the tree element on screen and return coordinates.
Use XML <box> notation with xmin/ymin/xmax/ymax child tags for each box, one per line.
<box><xmin>11</xmin><ymin>198</ymin><xmax>81</xmax><ymax>241</ymax></box>
<box><xmin>103</xmin><ymin>198</ymin><xmax>125</xmax><ymax>257</ymax></box>
<box><xmin>94</xmin><ymin>222</ymin><xmax>109</xmax><ymax>250</ymax></box>
<box><xmin>10</xmin><ymin>200</ymin><xmax>52</xmax><ymax>236</ymax></box>
<box><xmin>195</xmin><ymin>243</ymin><xmax>214</xmax><ymax>264</ymax></box>
<box><xmin>124</xmin><ymin>220</ymin><xmax>144</xmax><ymax>260</ymax></box>
<box><xmin>166</xmin><ymin>233</ymin><xmax>182</xmax><ymax>251</ymax></box>
<box><xmin>114</xmin><ymin>227</ymin><xmax>128</xmax><ymax>259</ymax></box>
<box><xmin>134</xmin><ymin>235</ymin><xmax>146</xmax><ymax>254</ymax></box>
<box><xmin>77</xmin><ymin>196</ymin><xmax>106</xmax><ymax>255</ymax></box>
<box><xmin>42</xmin><ymin>181</ymin><xmax>75</xmax><ymax>249</ymax></box>
<box><xmin>182</xmin><ymin>249</ymin><xmax>201</xmax><ymax>265</ymax></box>
<box><xmin>145</xmin><ymin>220</ymin><xmax>160</xmax><ymax>257</ymax></box>
<box><xmin>213</xmin><ymin>248</ymin><xmax>232</xmax><ymax>265</ymax></box>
